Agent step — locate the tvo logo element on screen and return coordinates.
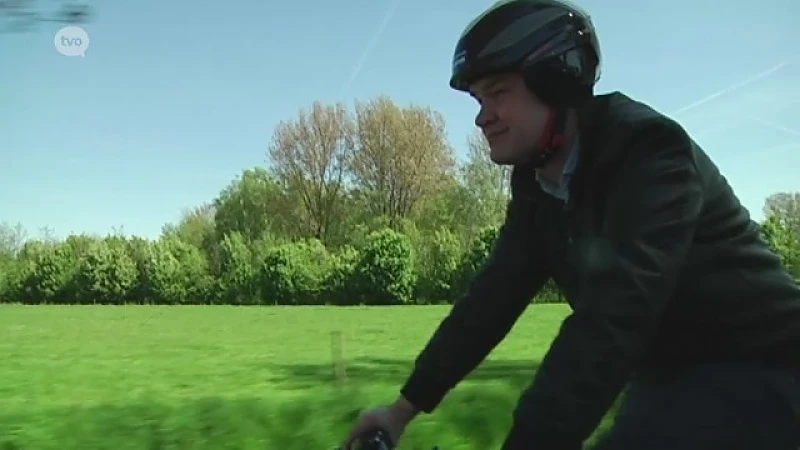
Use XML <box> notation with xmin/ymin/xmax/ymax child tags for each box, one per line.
<box><xmin>54</xmin><ymin>26</ymin><xmax>90</xmax><ymax>57</ymax></box>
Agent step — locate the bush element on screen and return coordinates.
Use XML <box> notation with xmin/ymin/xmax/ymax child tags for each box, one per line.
<box><xmin>415</xmin><ymin>227</ymin><xmax>463</xmax><ymax>303</ymax></box>
<box><xmin>351</xmin><ymin>228</ymin><xmax>416</xmax><ymax>305</ymax></box>
<box><xmin>18</xmin><ymin>240</ymin><xmax>79</xmax><ymax>304</ymax></box>
<box><xmin>217</xmin><ymin>231</ymin><xmax>258</xmax><ymax>305</ymax></box>
<box><xmin>451</xmin><ymin>224</ymin><xmax>500</xmax><ymax>300</ymax></box>
<box><xmin>260</xmin><ymin>239</ymin><xmax>332</xmax><ymax>305</ymax></box>
<box><xmin>74</xmin><ymin>237</ymin><xmax>138</xmax><ymax>304</ymax></box>
<box><xmin>322</xmin><ymin>245</ymin><xmax>360</xmax><ymax>305</ymax></box>
<box><xmin>141</xmin><ymin>236</ymin><xmax>213</xmax><ymax>305</ymax></box>
<box><xmin>123</xmin><ymin>236</ymin><xmax>153</xmax><ymax>304</ymax></box>
<box><xmin>0</xmin><ymin>254</ymin><xmax>24</xmax><ymax>304</ymax></box>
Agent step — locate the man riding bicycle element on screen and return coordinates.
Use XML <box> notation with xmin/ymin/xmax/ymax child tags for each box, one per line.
<box><xmin>342</xmin><ymin>1</ymin><xmax>800</xmax><ymax>448</ymax></box>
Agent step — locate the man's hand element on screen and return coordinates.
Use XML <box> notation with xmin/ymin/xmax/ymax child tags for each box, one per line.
<box><xmin>341</xmin><ymin>396</ymin><xmax>420</xmax><ymax>449</ymax></box>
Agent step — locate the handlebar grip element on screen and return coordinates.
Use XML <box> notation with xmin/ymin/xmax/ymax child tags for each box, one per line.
<box><xmin>351</xmin><ymin>427</ymin><xmax>394</xmax><ymax>450</ymax></box>
<box><xmin>337</xmin><ymin>427</ymin><xmax>439</xmax><ymax>450</ymax></box>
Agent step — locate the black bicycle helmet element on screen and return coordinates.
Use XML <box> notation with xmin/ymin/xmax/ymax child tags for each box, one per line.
<box><xmin>450</xmin><ymin>0</ymin><xmax>601</xmax><ymax>166</ymax></box>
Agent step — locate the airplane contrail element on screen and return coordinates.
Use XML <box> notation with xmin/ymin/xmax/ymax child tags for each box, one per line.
<box><xmin>748</xmin><ymin>115</ymin><xmax>800</xmax><ymax>138</ymax></box>
<box><xmin>672</xmin><ymin>61</ymin><xmax>789</xmax><ymax>115</ymax></box>
<box><xmin>338</xmin><ymin>0</ymin><xmax>401</xmax><ymax>99</ymax></box>
<box><xmin>761</xmin><ymin>141</ymin><xmax>800</xmax><ymax>155</ymax></box>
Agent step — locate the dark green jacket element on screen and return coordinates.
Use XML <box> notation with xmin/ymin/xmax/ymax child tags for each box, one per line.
<box><xmin>400</xmin><ymin>91</ymin><xmax>800</xmax><ymax>448</ymax></box>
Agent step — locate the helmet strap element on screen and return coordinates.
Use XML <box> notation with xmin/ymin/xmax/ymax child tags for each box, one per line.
<box><xmin>530</xmin><ymin>107</ymin><xmax>567</xmax><ymax>168</ymax></box>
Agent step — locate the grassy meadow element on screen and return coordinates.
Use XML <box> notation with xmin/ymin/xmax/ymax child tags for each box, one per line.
<box><xmin>0</xmin><ymin>304</ymin><xmax>618</xmax><ymax>449</ymax></box>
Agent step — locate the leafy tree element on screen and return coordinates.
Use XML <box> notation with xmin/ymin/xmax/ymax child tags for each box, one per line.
<box><xmin>267</xmin><ymin>101</ymin><xmax>354</xmax><ymax>243</ymax></box>
<box><xmin>761</xmin><ymin>213</ymin><xmax>800</xmax><ymax>279</ymax></box>
<box><xmin>458</xmin><ymin>129</ymin><xmax>512</xmax><ymax>235</ymax></box>
<box><xmin>350</xmin><ymin>96</ymin><xmax>456</xmax><ymax>228</ymax></box>
<box><xmin>763</xmin><ymin>191</ymin><xmax>800</xmax><ymax>238</ymax></box>
<box><xmin>213</xmin><ymin>167</ymin><xmax>298</xmax><ymax>243</ymax></box>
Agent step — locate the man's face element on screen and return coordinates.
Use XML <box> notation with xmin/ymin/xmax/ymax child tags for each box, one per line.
<box><xmin>469</xmin><ymin>72</ymin><xmax>550</xmax><ymax>165</ymax></box>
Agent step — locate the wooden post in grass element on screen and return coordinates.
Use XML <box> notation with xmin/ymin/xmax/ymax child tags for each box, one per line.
<box><xmin>331</xmin><ymin>330</ymin><xmax>348</xmax><ymax>385</ymax></box>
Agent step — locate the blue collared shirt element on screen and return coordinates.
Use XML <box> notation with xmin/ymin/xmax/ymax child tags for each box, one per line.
<box><xmin>535</xmin><ymin>143</ymin><xmax>579</xmax><ymax>202</ymax></box>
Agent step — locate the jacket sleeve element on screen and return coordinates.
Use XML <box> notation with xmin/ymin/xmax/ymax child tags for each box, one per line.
<box><xmin>400</xmin><ymin>193</ymin><xmax>551</xmax><ymax>413</ymax></box>
<box><xmin>503</xmin><ymin>121</ymin><xmax>705</xmax><ymax>448</ymax></box>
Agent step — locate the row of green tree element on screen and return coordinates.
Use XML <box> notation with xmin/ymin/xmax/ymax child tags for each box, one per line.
<box><xmin>0</xmin><ymin>222</ymin><xmax>567</xmax><ymax>305</ymax></box>
<box><xmin>1</xmin><ymin>209</ymin><xmax>795</xmax><ymax>306</ymax></box>
<box><xmin>1</xmin><ymin>97</ymin><xmax>797</xmax><ymax>305</ymax></box>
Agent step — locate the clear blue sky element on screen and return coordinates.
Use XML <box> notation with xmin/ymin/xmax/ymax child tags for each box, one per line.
<box><xmin>2</xmin><ymin>0</ymin><xmax>798</xmax><ymax>240</ymax></box>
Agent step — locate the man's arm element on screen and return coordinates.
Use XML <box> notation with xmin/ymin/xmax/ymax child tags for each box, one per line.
<box><xmin>503</xmin><ymin>120</ymin><xmax>704</xmax><ymax>448</ymax></box>
<box><xmin>400</xmin><ymin>193</ymin><xmax>551</xmax><ymax>413</ymax></box>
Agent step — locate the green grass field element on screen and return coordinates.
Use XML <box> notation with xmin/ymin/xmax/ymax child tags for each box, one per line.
<box><xmin>0</xmin><ymin>304</ymin><xmax>618</xmax><ymax>449</ymax></box>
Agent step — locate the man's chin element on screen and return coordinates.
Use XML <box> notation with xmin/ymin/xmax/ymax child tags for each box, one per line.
<box><xmin>489</xmin><ymin>149</ymin><xmax>516</xmax><ymax>165</ymax></box>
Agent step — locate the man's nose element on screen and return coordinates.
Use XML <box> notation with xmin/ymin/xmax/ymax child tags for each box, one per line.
<box><xmin>474</xmin><ymin>105</ymin><xmax>495</xmax><ymax>128</ymax></box>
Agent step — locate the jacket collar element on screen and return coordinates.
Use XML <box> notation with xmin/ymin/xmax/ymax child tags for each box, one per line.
<box><xmin>510</xmin><ymin>91</ymin><xmax>622</xmax><ymax>208</ymax></box>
